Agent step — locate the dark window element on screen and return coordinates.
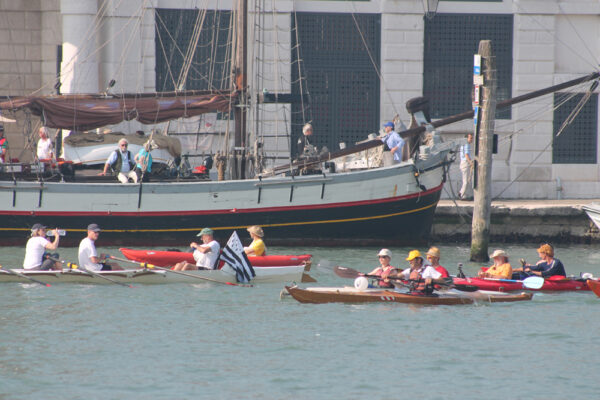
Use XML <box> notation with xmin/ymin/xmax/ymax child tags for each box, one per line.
<box><xmin>553</xmin><ymin>92</ymin><xmax>598</xmax><ymax>164</ymax></box>
<box><xmin>291</xmin><ymin>12</ymin><xmax>380</xmax><ymax>156</ymax></box>
<box><xmin>424</xmin><ymin>13</ymin><xmax>513</xmax><ymax>119</ymax></box>
<box><xmin>155</xmin><ymin>9</ymin><xmax>232</xmax><ymax>92</ymax></box>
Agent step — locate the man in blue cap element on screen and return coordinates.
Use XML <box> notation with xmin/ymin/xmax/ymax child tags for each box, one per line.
<box><xmin>381</xmin><ymin>121</ymin><xmax>405</xmax><ymax>162</ymax></box>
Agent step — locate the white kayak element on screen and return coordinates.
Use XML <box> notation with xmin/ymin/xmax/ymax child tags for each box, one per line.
<box><xmin>0</xmin><ymin>264</ymin><xmax>310</xmax><ymax>285</ymax></box>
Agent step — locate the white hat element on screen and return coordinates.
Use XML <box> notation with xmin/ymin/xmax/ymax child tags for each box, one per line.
<box><xmin>490</xmin><ymin>249</ymin><xmax>507</xmax><ymax>259</ymax></box>
<box><xmin>377</xmin><ymin>248</ymin><xmax>392</xmax><ymax>258</ymax></box>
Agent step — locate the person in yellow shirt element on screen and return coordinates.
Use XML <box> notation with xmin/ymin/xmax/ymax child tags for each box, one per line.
<box><xmin>478</xmin><ymin>249</ymin><xmax>512</xmax><ymax>279</ymax></box>
<box><xmin>244</xmin><ymin>225</ymin><xmax>266</xmax><ymax>256</ymax></box>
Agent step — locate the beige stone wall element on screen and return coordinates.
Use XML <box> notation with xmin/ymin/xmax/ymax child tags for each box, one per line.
<box><xmin>0</xmin><ymin>0</ymin><xmax>60</xmax><ymax>162</ymax></box>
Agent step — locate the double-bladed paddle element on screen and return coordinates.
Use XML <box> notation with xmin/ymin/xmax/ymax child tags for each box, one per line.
<box><xmin>333</xmin><ymin>266</ymin><xmax>479</xmax><ymax>292</ymax></box>
<box><xmin>483</xmin><ymin>276</ymin><xmax>544</xmax><ymax>290</ymax></box>
<box><xmin>108</xmin><ymin>255</ymin><xmax>253</xmax><ymax>287</ymax></box>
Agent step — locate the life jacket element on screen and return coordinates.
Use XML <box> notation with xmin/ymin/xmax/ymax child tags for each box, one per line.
<box><xmin>372</xmin><ymin>265</ymin><xmax>395</xmax><ymax>288</ymax></box>
<box><xmin>435</xmin><ymin>265</ymin><xmax>450</xmax><ymax>278</ymax></box>
<box><xmin>109</xmin><ymin>149</ymin><xmax>135</xmax><ymax>173</ymax></box>
<box><xmin>409</xmin><ymin>266</ymin><xmax>433</xmax><ymax>294</ymax></box>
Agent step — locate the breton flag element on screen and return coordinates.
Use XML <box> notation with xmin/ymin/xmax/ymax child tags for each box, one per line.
<box><xmin>220</xmin><ymin>231</ymin><xmax>256</xmax><ymax>283</ymax></box>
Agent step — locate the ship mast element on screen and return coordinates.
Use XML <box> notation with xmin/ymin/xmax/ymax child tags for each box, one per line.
<box><xmin>232</xmin><ymin>0</ymin><xmax>248</xmax><ymax>179</ymax></box>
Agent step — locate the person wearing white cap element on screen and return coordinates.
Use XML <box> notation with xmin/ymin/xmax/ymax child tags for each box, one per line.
<box><xmin>478</xmin><ymin>249</ymin><xmax>512</xmax><ymax>279</ymax></box>
<box><xmin>23</xmin><ymin>223</ymin><xmax>61</xmax><ymax>270</ymax></box>
<box><xmin>364</xmin><ymin>249</ymin><xmax>397</xmax><ymax>288</ymax></box>
<box><xmin>244</xmin><ymin>225</ymin><xmax>266</xmax><ymax>256</ymax></box>
<box><xmin>173</xmin><ymin>228</ymin><xmax>220</xmax><ymax>271</ymax></box>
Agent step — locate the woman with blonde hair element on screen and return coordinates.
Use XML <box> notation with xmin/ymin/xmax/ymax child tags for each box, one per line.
<box><xmin>244</xmin><ymin>225</ymin><xmax>266</xmax><ymax>256</ymax></box>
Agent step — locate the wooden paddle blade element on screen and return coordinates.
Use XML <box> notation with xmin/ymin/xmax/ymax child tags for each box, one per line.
<box><xmin>333</xmin><ymin>266</ymin><xmax>362</xmax><ymax>279</ymax></box>
<box><xmin>301</xmin><ymin>273</ymin><xmax>317</xmax><ymax>283</ymax></box>
<box><xmin>452</xmin><ymin>284</ymin><xmax>479</xmax><ymax>292</ymax></box>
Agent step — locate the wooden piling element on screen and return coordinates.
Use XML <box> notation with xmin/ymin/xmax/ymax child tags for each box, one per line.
<box><xmin>470</xmin><ymin>40</ymin><xmax>497</xmax><ymax>262</ymax></box>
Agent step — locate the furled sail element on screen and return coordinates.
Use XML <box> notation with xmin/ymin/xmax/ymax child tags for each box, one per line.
<box><xmin>0</xmin><ymin>91</ymin><xmax>236</xmax><ymax>131</ymax></box>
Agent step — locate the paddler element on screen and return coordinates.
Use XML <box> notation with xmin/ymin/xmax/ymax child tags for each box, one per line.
<box><xmin>365</xmin><ymin>248</ymin><xmax>397</xmax><ymax>288</ymax></box>
<box><xmin>78</xmin><ymin>224</ymin><xmax>122</xmax><ymax>271</ymax></box>
<box><xmin>173</xmin><ymin>228</ymin><xmax>220</xmax><ymax>271</ymax></box>
<box><xmin>393</xmin><ymin>250</ymin><xmax>444</xmax><ymax>294</ymax></box>
<box><xmin>513</xmin><ymin>243</ymin><xmax>566</xmax><ymax>279</ymax></box>
<box><xmin>478</xmin><ymin>249</ymin><xmax>512</xmax><ymax>279</ymax></box>
<box><xmin>244</xmin><ymin>225</ymin><xmax>266</xmax><ymax>256</ymax></box>
<box><xmin>425</xmin><ymin>246</ymin><xmax>449</xmax><ymax>277</ymax></box>
<box><xmin>23</xmin><ymin>223</ymin><xmax>61</xmax><ymax>271</ymax></box>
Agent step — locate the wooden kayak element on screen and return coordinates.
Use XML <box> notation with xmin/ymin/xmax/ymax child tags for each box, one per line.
<box><xmin>588</xmin><ymin>279</ymin><xmax>600</xmax><ymax>297</ymax></box>
<box><xmin>284</xmin><ymin>285</ymin><xmax>533</xmax><ymax>305</ymax></box>
<box><xmin>0</xmin><ymin>264</ymin><xmax>308</xmax><ymax>285</ymax></box>
<box><xmin>453</xmin><ymin>276</ymin><xmax>592</xmax><ymax>292</ymax></box>
<box><xmin>120</xmin><ymin>247</ymin><xmax>312</xmax><ymax>268</ymax></box>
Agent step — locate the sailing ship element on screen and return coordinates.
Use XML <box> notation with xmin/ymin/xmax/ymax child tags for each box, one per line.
<box><xmin>0</xmin><ymin>2</ymin><xmax>597</xmax><ymax>247</ymax></box>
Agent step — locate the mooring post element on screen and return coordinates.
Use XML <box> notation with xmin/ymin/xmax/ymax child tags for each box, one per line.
<box><xmin>470</xmin><ymin>40</ymin><xmax>497</xmax><ymax>262</ymax></box>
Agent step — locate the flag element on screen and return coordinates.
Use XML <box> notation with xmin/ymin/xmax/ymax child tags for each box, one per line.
<box><xmin>220</xmin><ymin>231</ymin><xmax>255</xmax><ymax>283</ymax></box>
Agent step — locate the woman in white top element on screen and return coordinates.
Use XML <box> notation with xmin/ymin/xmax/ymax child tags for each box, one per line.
<box><xmin>23</xmin><ymin>223</ymin><xmax>61</xmax><ymax>270</ymax></box>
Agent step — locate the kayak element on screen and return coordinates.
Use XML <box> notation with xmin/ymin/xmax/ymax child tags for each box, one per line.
<box><xmin>120</xmin><ymin>247</ymin><xmax>312</xmax><ymax>268</ymax></box>
<box><xmin>0</xmin><ymin>264</ymin><xmax>309</xmax><ymax>285</ymax></box>
<box><xmin>283</xmin><ymin>285</ymin><xmax>533</xmax><ymax>305</ymax></box>
<box><xmin>453</xmin><ymin>276</ymin><xmax>592</xmax><ymax>292</ymax></box>
<box><xmin>588</xmin><ymin>279</ymin><xmax>600</xmax><ymax>297</ymax></box>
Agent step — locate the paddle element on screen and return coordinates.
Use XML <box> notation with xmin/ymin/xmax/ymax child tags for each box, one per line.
<box><xmin>0</xmin><ymin>265</ymin><xmax>51</xmax><ymax>287</ymax></box>
<box><xmin>483</xmin><ymin>276</ymin><xmax>544</xmax><ymax>289</ymax></box>
<box><xmin>108</xmin><ymin>255</ymin><xmax>253</xmax><ymax>287</ymax></box>
<box><xmin>49</xmin><ymin>257</ymin><xmax>133</xmax><ymax>288</ymax></box>
<box><xmin>333</xmin><ymin>266</ymin><xmax>479</xmax><ymax>292</ymax></box>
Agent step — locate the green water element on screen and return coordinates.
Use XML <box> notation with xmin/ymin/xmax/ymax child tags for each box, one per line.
<box><xmin>1</xmin><ymin>244</ymin><xmax>599</xmax><ymax>399</ymax></box>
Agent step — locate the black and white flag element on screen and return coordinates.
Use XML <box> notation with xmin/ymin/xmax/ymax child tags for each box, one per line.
<box><xmin>220</xmin><ymin>231</ymin><xmax>256</xmax><ymax>283</ymax></box>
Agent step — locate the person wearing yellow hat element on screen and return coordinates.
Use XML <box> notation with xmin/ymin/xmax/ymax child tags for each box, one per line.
<box><xmin>244</xmin><ymin>225</ymin><xmax>266</xmax><ymax>256</ymax></box>
<box><xmin>513</xmin><ymin>244</ymin><xmax>566</xmax><ymax>279</ymax></box>
<box><xmin>365</xmin><ymin>249</ymin><xmax>398</xmax><ymax>288</ymax></box>
<box><xmin>478</xmin><ymin>249</ymin><xmax>512</xmax><ymax>279</ymax></box>
<box><xmin>173</xmin><ymin>228</ymin><xmax>221</xmax><ymax>271</ymax></box>
<box><xmin>393</xmin><ymin>250</ymin><xmax>443</xmax><ymax>293</ymax></box>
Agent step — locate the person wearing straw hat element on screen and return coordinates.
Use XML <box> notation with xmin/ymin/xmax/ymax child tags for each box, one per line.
<box><xmin>244</xmin><ymin>225</ymin><xmax>266</xmax><ymax>256</ymax></box>
<box><xmin>425</xmin><ymin>246</ymin><xmax>449</xmax><ymax>278</ymax></box>
<box><xmin>173</xmin><ymin>228</ymin><xmax>221</xmax><ymax>271</ymax></box>
<box><xmin>394</xmin><ymin>250</ymin><xmax>443</xmax><ymax>293</ymax></box>
<box><xmin>365</xmin><ymin>248</ymin><xmax>397</xmax><ymax>288</ymax></box>
<box><xmin>23</xmin><ymin>224</ymin><xmax>61</xmax><ymax>270</ymax></box>
<box><xmin>479</xmin><ymin>249</ymin><xmax>512</xmax><ymax>279</ymax></box>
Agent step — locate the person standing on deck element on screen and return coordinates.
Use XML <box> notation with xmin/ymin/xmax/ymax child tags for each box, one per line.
<box><xmin>36</xmin><ymin>127</ymin><xmax>54</xmax><ymax>160</ymax></box>
<box><xmin>99</xmin><ymin>138</ymin><xmax>138</xmax><ymax>183</ymax></box>
<box><xmin>458</xmin><ymin>133</ymin><xmax>474</xmax><ymax>200</ymax></box>
<box><xmin>78</xmin><ymin>224</ymin><xmax>122</xmax><ymax>271</ymax></box>
<box><xmin>134</xmin><ymin>141</ymin><xmax>153</xmax><ymax>182</ymax></box>
<box><xmin>380</xmin><ymin>121</ymin><xmax>405</xmax><ymax>162</ymax></box>
<box><xmin>0</xmin><ymin>125</ymin><xmax>7</xmax><ymax>164</ymax></box>
<box><xmin>244</xmin><ymin>225</ymin><xmax>266</xmax><ymax>256</ymax></box>
<box><xmin>365</xmin><ymin>248</ymin><xmax>397</xmax><ymax>288</ymax></box>
<box><xmin>173</xmin><ymin>228</ymin><xmax>221</xmax><ymax>271</ymax></box>
<box><xmin>23</xmin><ymin>224</ymin><xmax>61</xmax><ymax>271</ymax></box>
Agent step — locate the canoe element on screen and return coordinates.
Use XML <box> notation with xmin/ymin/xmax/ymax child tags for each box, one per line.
<box><xmin>284</xmin><ymin>285</ymin><xmax>533</xmax><ymax>305</ymax></box>
<box><xmin>588</xmin><ymin>279</ymin><xmax>600</xmax><ymax>297</ymax></box>
<box><xmin>0</xmin><ymin>264</ymin><xmax>308</xmax><ymax>285</ymax></box>
<box><xmin>120</xmin><ymin>247</ymin><xmax>312</xmax><ymax>268</ymax></box>
<box><xmin>453</xmin><ymin>276</ymin><xmax>592</xmax><ymax>292</ymax></box>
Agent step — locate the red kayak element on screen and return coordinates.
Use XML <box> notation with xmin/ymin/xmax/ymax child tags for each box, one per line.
<box><xmin>120</xmin><ymin>248</ymin><xmax>312</xmax><ymax>268</ymax></box>
<box><xmin>453</xmin><ymin>275</ymin><xmax>592</xmax><ymax>292</ymax></box>
<box><xmin>588</xmin><ymin>280</ymin><xmax>600</xmax><ymax>297</ymax></box>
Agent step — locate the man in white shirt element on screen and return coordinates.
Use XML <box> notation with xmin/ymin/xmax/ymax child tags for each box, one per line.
<box><xmin>78</xmin><ymin>223</ymin><xmax>121</xmax><ymax>271</ymax></box>
<box><xmin>173</xmin><ymin>228</ymin><xmax>221</xmax><ymax>271</ymax></box>
<box><xmin>23</xmin><ymin>223</ymin><xmax>61</xmax><ymax>270</ymax></box>
<box><xmin>36</xmin><ymin>127</ymin><xmax>54</xmax><ymax>160</ymax></box>
<box><xmin>99</xmin><ymin>138</ymin><xmax>138</xmax><ymax>183</ymax></box>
